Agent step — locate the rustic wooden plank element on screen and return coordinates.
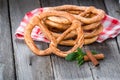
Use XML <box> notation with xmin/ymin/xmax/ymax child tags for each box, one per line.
<box><xmin>40</xmin><ymin>0</ymin><xmax>78</xmax><ymax>7</ymax></box>
<box><xmin>104</xmin><ymin>0</ymin><xmax>120</xmax><ymax>52</ymax></box>
<box><xmin>79</xmin><ymin>0</ymin><xmax>120</xmax><ymax>80</ymax></box>
<box><xmin>9</xmin><ymin>0</ymin><xmax>54</xmax><ymax>80</ymax></box>
<box><xmin>40</xmin><ymin>0</ymin><xmax>94</xmax><ymax>80</ymax></box>
<box><xmin>104</xmin><ymin>0</ymin><xmax>120</xmax><ymax>19</ymax></box>
<box><xmin>0</xmin><ymin>0</ymin><xmax>15</xmax><ymax>80</ymax></box>
<box><xmin>78</xmin><ymin>0</ymin><xmax>106</xmax><ymax>11</ymax></box>
<box><xmin>0</xmin><ymin>64</ymin><xmax>4</xmax><ymax>80</ymax></box>
<box><xmin>86</xmin><ymin>41</ymin><xmax>120</xmax><ymax>80</ymax></box>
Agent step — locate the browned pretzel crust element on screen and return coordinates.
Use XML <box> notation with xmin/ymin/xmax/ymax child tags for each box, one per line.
<box><xmin>48</xmin><ymin>5</ymin><xmax>105</xmax><ymax>24</ymax></box>
<box><xmin>24</xmin><ymin>5</ymin><xmax>105</xmax><ymax>57</ymax></box>
<box><xmin>24</xmin><ymin>11</ymin><xmax>84</xmax><ymax>57</ymax></box>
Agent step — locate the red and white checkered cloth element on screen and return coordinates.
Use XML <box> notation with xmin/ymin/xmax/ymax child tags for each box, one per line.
<box><xmin>15</xmin><ymin>8</ymin><xmax>120</xmax><ymax>43</ymax></box>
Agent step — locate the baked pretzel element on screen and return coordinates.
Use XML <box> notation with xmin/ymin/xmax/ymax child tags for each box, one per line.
<box><xmin>84</xmin><ymin>24</ymin><xmax>103</xmax><ymax>38</ymax></box>
<box><xmin>47</xmin><ymin>16</ymin><xmax>71</xmax><ymax>24</ymax></box>
<box><xmin>42</xmin><ymin>5</ymin><xmax>105</xmax><ymax>45</ymax></box>
<box><xmin>47</xmin><ymin>5</ymin><xmax>105</xmax><ymax>24</ymax></box>
<box><xmin>45</xmin><ymin>20</ymin><xmax>103</xmax><ymax>38</ymax></box>
<box><xmin>24</xmin><ymin>11</ymin><xmax>84</xmax><ymax>57</ymax></box>
<box><xmin>49</xmin><ymin>24</ymin><xmax>103</xmax><ymax>42</ymax></box>
<box><xmin>59</xmin><ymin>36</ymin><xmax>98</xmax><ymax>46</ymax></box>
<box><xmin>24</xmin><ymin>5</ymin><xmax>105</xmax><ymax>57</ymax></box>
<box><xmin>45</xmin><ymin>18</ymin><xmax>101</xmax><ymax>31</ymax></box>
<box><xmin>82</xmin><ymin>21</ymin><xmax>101</xmax><ymax>30</ymax></box>
<box><xmin>44</xmin><ymin>19</ymin><xmax>69</xmax><ymax>30</ymax></box>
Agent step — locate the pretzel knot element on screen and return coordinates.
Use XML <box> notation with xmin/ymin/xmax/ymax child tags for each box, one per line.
<box><xmin>24</xmin><ymin>11</ymin><xmax>84</xmax><ymax>57</ymax></box>
<box><xmin>45</xmin><ymin>5</ymin><xmax>105</xmax><ymax>45</ymax></box>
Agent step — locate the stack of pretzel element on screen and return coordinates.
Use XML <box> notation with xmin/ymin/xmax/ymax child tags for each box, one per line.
<box><xmin>24</xmin><ymin>5</ymin><xmax>105</xmax><ymax>57</ymax></box>
<box><xmin>45</xmin><ymin>5</ymin><xmax>105</xmax><ymax>45</ymax></box>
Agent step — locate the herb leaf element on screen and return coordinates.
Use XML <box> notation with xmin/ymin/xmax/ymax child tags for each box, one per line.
<box><xmin>77</xmin><ymin>48</ymin><xmax>85</xmax><ymax>55</ymax></box>
<box><xmin>76</xmin><ymin>54</ymin><xmax>84</xmax><ymax>66</ymax></box>
<box><xmin>65</xmin><ymin>52</ymin><xmax>79</xmax><ymax>61</ymax></box>
<box><xmin>65</xmin><ymin>48</ymin><xmax>98</xmax><ymax>66</ymax></box>
<box><xmin>78</xmin><ymin>59</ymin><xmax>84</xmax><ymax>66</ymax></box>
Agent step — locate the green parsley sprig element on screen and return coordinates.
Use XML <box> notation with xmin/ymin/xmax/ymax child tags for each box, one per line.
<box><xmin>65</xmin><ymin>48</ymin><xmax>97</xmax><ymax>66</ymax></box>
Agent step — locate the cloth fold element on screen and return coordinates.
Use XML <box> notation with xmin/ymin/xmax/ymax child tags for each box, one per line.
<box><xmin>15</xmin><ymin>7</ymin><xmax>120</xmax><ymax>43</ymax></box>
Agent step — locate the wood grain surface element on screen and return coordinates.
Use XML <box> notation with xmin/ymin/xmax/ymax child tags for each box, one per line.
<box><xmin>0</xmin><ymin>0</ymin><xmax>15</xmax><ymax>80</ymax></box>
<box><xmin>0</xmin><ymin>0</ymin><xmax>120</xmax><ymax>80</ymax></box>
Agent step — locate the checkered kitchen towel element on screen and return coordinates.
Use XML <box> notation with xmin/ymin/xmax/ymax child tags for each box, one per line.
<box><xmin>15</xmin><ymin>7</ymin><xmax>120</xmax><ymax>43</ymax></box>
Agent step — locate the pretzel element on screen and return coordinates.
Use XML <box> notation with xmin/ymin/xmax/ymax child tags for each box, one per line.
<box><xmin>67</xmin><ymin>10</ymin><xmax>82</xmax><ymax>15</ymax></box>
<box><xmin>51</xmin><ymin>30</ymin><xmax>76</xmax><ymax>40</ymax></box>
<box><xmin>82</xmin><ymin>21</ymin><xmax>101</xmax><ymax>30</ymax></box>
<box><xmin>44</xmin><ymin>19</ymin><xmax>69</xmax><ymax>30</ymax></box>
<box><xmin>50</xmin><ymin>24</ymin><xmax>103</xmax><ymax>39</ymax></box>
<box><xmin>24</xmin><ymin>11</ymin><xmax>84</xmax><ymax>57</ymax></box>
<box><xmin>84</xmin><ymin>24</ymin><xmax>103</xmax><ymax>38</ymax></box>
<box><xmin>43</xmin><ymin>5</ymin><xmax>105</xmax><ymax>46</ymax></box>
<box><xmin>59</xmin><ymin>36</ymin><xmax>98</xmax><ymax>46</ymax></box>
<box><xmin>48</xmin><ymin>25</ymin><xmax>103</xmax><ymax>46</ymax></box>
<box><xmin>47</xmin><ymin>5</ymin><xmax>105</xmax><ymax>24</ymax></box>
<box><xmin>24</xmin><ymin>5</ymin><xmax>105</xmax><ymax>58</ymax></box>
<box><xmin>84</xmin><ymin>36</ymin><xmax>98</xmax><ymax>45</ymax></box>
<box><xmin>45</xmin><ymin>18</ymin><xmax>101</xmax><ymax>31</ymax></box>
<box><xmin>47</xmin><ymin>16</ymin><xmax>71</xmax><ymax>24</ymax></box>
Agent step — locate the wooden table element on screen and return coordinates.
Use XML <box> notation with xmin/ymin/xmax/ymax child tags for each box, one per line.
<box><xmin>0</xmin><ymin>0</ymin><xmax>120</xmax><ymax>80</ymax></box>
